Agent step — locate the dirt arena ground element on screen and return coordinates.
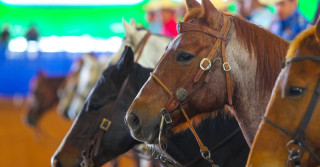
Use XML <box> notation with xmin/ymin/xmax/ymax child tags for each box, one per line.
<box><xmin>0</xmin><ymin>97</ymin><xmax>138</xmax><ymax>167</ymax></box>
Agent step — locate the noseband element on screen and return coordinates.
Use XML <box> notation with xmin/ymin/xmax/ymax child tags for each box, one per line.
<box><xmin>263</xmin><ymin>56</ymin><xmax>320</xmax><ymax>167</ymax></box>
<box><xmin>150</xmin><ymin>16</ymin><xmax>233</xmax><ymax>167</ymax></box>
<box><xmin>82</xmin><ymin>33</ymin><xmax>151</xmax><ymax>167</ymax></box>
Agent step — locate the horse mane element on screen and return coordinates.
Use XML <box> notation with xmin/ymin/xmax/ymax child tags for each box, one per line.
<box><xmin>233</xmin><ymin>16</ymin><xmax>289</xmax><ymax>94</ymax></box>
<box><xmin>287</xmin><ymin>26</ymin><xmax>320</xmax><ymax>59</ymax></box>
<box><xmin>184</xmin><ymin>8</ymin><xmax>289</xmax><ymax>95</ymax></box>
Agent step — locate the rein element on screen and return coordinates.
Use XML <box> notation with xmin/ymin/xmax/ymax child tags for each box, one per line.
<box><xmin>262</xmin><ymin>56</ymin><xmax>320</xmax><ymax>167</ymax></box>
<box><xmin>82</xmin><ymin>34</ymin><xmax>151</xmax><ymax>166</ymax></box>
<box><xmin>150</xmin><ymin>15</ymin><xmax>233</xmax><ymax>167</ymax></box>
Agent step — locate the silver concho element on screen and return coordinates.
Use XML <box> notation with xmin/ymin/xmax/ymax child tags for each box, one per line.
<box><xmin>176</xmin><ymin>88</ymin><xmax>188</xmax><ymax>101</ymax></box>
<box><xmin>177</xmin><ymin>22</ymin><xmax>181</xmax><ymax>34</ymax></box>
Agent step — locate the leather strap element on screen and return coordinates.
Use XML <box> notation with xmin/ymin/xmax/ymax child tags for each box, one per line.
<box><xmin>134</xmin><ymin>31</ymin><xmax>152</xmax><ymax>62</ymax></box>
<box><xmin>294</xmin><ymin>77</ymin><xmax>320</xmax><ymax>142</ymax></box>
<box><xmin>178</xmin><ymin>21</ymin><xmax>228</xmax><ymax>40</ymax></box>
<box><xmin>222</xmin><ymin>39</ymin><xmax>233</xmax><ymax>106</ymax></box>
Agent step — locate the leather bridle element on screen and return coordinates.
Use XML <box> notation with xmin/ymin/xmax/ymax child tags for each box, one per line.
<box><xmin>150</xmin><ymin>15</ymin><xmax>233</xmax><ymax>167</ymax></box>
<box><xmin>262</xmin><ymin>56</ymin><xmax>320</xmax><ymax>167</ymax></box>
<box><xmin>81</xmin><ymin>32</ymin><xmax>151</xmax><ymax>167</ymax></box>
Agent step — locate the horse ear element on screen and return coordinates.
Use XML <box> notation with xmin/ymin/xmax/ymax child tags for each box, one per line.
<box><xmin>315</xmin><ymin>18</ymin><xmax>320</xmax><ymax>42</ymax></box>
<box><xmin>37</xmin><ymin>71</ymin><xmax>47</xmax><ymax>81</ymax></box>
<box><xmin>200</xmin><ymin>0</ymin><xmax>222</xmax><ymax>28</ymax></box>
<box><xmin>130</xmin><ymin>18</ymin><xmax>138</xmax><ymax>27</ymax></box>
<box><xmin>123</xmin><ymin>18</ymin><xmax>136</xmax><ymax>37</ymax></box>
<box><xmin>185</xmin><ymin>0</ymin><xmax>200</xmax><ymax>11</ymax></box>
<box><xmin>116</xmin><ymin>46</ymin><xmax>134</xmax><ymax>76</ymax></box>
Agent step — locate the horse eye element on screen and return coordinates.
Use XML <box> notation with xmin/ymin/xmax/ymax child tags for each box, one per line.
<box><xmin>286</xmin><ymin>87</ymin><xmax>305</xmax><ymax>97</ymax></box>
<box><xmin>176</xmin><ymin>52</ymin><xmax>194</xmax><ymax>62</ymax></box>
<box><xmin>89</xmin><ymin>104</ymin><xmax>101</xmax><ymax>111</ymax></box>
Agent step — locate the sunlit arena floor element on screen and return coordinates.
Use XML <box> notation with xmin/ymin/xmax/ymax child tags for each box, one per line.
<box><xmin>0</xmin><ymin>97</ymin><xmax>139</xmax><ymax>167</ymax></box>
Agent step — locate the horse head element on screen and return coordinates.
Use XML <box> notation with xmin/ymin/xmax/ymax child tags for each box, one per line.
<box><xmin>247</xmin><ymin>20</ymin><xmax>320</xmax><ymax>166</ymax></box>
<box><xmin>126</xmin><ymin>0</ymin><xmax>288</xmax><ymax>146</ymax></box>
<box><xmin>25</xmin><ymin>71</ymin><xmax>65</xmax><ymax>126</ymax></box>
<box><xmin>66</xmin><ymin>53</ymin><xmax>100</xmax><ymax>119</ymax></box>
<box><xmin>52</xmin><ymin>46</ymin><xmax>152</xmax><ymax>167</ymax></box>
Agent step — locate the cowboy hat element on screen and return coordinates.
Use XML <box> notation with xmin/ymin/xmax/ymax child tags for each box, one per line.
<box><xmin>258</xmin><ymin>0</ymin><xmax>286</xmax><ymax>6</ymax></box>
<box><xmin>210</xmin><ymin>0</ymin><xmax>234</xmax><ymax>10</ymax></box>
<box><xmin>144</xmin><ymin>0</ymin><xmax>180</xmax><ymax>11</ymax></box>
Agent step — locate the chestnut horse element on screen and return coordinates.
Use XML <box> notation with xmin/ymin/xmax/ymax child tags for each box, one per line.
<box><xmin>247</xmin><ymin>21</ymin><xmax>320</xmax><ymax>166</ymax></box>
<box><xmin>25</xmin><ymin>72</ymin><xmax>65</xmax><ymax>126</ymax></box>
<box><xmin>52</xmin><ymin>46</ymin><xmax>249</xmax><ymax>167</ymax></box>
<box><xmin>125</xmin><ymin>0</ymin><xmax>288</xmax><ymax>147</ymax></box>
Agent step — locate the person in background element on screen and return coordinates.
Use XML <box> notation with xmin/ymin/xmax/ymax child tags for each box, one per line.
<box><xmin>144</xmin><ymin>2</ymin><xmax>162</xmax><ymax>34</ymax></box>
<box><xmin>238</xmin><ymin>0</ymin><xmax>274</xmax><ymax>28</ymax></box>
<box><xmin>266</xmin><ymin>0</ymin><xmax>310</xmax><ymax>40</ymax></box>
<box><xmin>0</xmin><ymin>26</ymin><xmax>9</xmax><ymax>62</ymax></box>
<box><xmin>26</xmin><ymin>26</ymin><xmax>39</xmax><ymax>41</ymax></box>
<box><xmin>0</xmin><ymin>26</ymin><xmax>10</xmax><ymax>44</ymax></box>
<box><xmin>144</xmin><ymin>0</ymin><xmax>179</xmax><ymax>38</ymax></box>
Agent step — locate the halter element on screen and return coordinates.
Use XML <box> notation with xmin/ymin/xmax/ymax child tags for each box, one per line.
<box><xmin>82</xmin><ymin>34</ymin><xmax>151</xmax><ymax>166</ymax></box>
<box><xmin>150</xmin><ymin>15</ymin><xmax>233</xmax><ymax>167</ymax></box>
<box><xmin>262</xmin><ymin>56</ymin><xmax>320</xmax><ymax>167</ymax></box>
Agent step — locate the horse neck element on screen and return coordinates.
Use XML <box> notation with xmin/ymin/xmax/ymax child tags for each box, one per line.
<box><xmin>225</xmin><ymin>25</ymin><xmax>284</xmax><ymax>146</ymax></box>
<box><xmin>137</xmin><ymin>35</ymin><xmax>172</xmax><ymax>68</ymax></box>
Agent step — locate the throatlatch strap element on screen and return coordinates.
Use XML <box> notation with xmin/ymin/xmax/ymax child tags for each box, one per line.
<box><xmin>222</xmin><ymin>39</ymin><xmax>233</xmax><ymax>107</ymax></box>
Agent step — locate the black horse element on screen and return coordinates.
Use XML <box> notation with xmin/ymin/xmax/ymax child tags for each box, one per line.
<box><xmin>52</xmin><ymin>46</ymin><xmax>249</xmax><ymax>167</ymax></box>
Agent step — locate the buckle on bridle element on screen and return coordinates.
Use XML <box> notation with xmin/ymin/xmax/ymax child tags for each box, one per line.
<box><xmin>200</xmin><ymin>147</ymin><xmax>211</xmax><ymax>160</ymax></box>
<box><xmin>160</xmin><ymin>108</ymin><xmax>172</xmax><ymax>124</ymax></box>
<box><xmin>286</xmin><ymin>140</ymin><xmax>302</xmax><ymax>155</ymax></box>
<box><xmin>223</xmin><ymin>62</ymin><xmax>231</xmax><ymax>72</ymax></box>
<box><xmin>100</xmin><ymin>118</ymin><xmax>111</xmax><ymax>131</ymax></box>
<box><xmin>163</xmin><ymin>113</ymin><xmax>172</xmax><ymax>124</ymax></box>
<box><xmin>200</xmin><ymin>58</ymin><xmax>212</xmax><ymax>71</ymax></box>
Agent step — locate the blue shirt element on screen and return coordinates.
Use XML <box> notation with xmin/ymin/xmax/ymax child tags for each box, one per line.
<box><xmin>269</xmin><ymin>10</ymin><xmax>310</xmax><ymax>41</ymax></box>
<box><xmin>250</xmin><ymin>7</ymin><xmax>274</xmax><ymax>29</ymax></box>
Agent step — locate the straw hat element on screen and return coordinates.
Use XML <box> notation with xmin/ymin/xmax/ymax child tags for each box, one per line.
<box><xmin>144</xmin><ymin>0</ymin><xmax>180</xmax><ymax>11</ymax></box>
<box><xmin>177</xmin><ymin>0</ymin><xmax>234</xmax><ymax>10</ymax></box>
<box><xmin>258</xmin><ymin>0</ymin><xmax>285</xmax><ymax>5</ymax></box>
<box><xmin>210</xmin><ymin>0</ymin><xmax>234</xmax><ymax>10</ymax></box>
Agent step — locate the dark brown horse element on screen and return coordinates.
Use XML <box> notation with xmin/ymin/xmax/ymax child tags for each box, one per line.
<box><xmin>125</xmin><ymin>0</ymin><xmax>289</xmax><ymax>147</ymax></box>
<box><xmin>247</xmin><ymin>21</ymin><xmax>320</xmax><ymax>166</ymax></box>
<box><xmin>25</xmin><ymin>72</ymin><xmax>65</xmax><ymax>126</ymax></box>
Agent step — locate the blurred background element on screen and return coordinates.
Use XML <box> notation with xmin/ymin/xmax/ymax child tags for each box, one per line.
<box><xmin>0</xmin><ymin>0</ymin><xmax>318</xmax><ymax>166</ymax></box>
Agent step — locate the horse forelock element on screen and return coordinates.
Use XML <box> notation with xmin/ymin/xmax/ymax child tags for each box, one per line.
<box><xmin>183</xmin><ymin>8</ymin><xmax>202</xmax><ymax>22</ymax></box>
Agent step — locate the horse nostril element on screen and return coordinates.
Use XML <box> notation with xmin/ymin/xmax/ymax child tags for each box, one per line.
<box><xmin>51</xmin><ymin>157</ymin><xmax>62</xmax><ymax>167</ymax></box>
<box><xmin>127</xmin><ymin>112</ymin><xmax>140</xmax><ymax>131</ymax></box>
